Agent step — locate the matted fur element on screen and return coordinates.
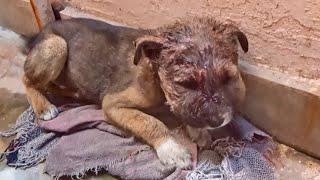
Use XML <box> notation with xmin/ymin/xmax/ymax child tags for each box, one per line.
<box><xmin>139</xmin><ymin>17</ymin><xmax>247</xmax><ymax>128</ymax></box>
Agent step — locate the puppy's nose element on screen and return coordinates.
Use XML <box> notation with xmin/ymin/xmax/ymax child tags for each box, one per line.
<box><xmin>220</xmin><ymin>112</ymin><xmax>232</xmax><ymax>127</ymax></box>
<box><xmin>205</xmin><ymin>112</ymin><xmax>232</xmax><ymax>130</ymax></box>
<box><xmin>206</xmin><ymin>109</ymin><xmax>233</xmax><ymax>129</ymax></box>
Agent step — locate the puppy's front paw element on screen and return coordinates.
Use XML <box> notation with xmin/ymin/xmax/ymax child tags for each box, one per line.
<box><xmin>39</xmin><ymin>105</ymin><xmax>59</xmax><ymax>121</ymax></box>
<box><xmin>186</xmin><ymin>125</ymin><xmax>211</xmax><ymax>148</ymax></box>
<box><xmin>156</xmin><ymin>137</ymin><xmax>192</xmax><ymax>169</ymax></box>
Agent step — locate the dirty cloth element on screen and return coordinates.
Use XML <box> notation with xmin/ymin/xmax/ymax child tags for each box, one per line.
<box><xmin>1</xmin><ymin>105</ymin><xmax>196</xmax><ymax>179</ymax></box>
<box><xmin>186</xmin><ymin>118</ymin><xmax>276</xmax><ymax>180</ymax></box>
<box><xmin>0</xmin><ymin>106</ymin><xmax>58</xmax><ymax>168</ymax></box>
<box><xmin>0</xmin><ymin>104</ymin><xmax>275</xmax><ymax>180</ymax></box>
<box><xmin>43</xmin><ymin>105</ymin><xmax>197</xmax><ymax>179</ymax></box>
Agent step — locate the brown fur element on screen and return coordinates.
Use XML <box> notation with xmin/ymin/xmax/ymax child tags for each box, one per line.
<box><xmin>23</xmin><ymin>17</ymin><xmax>248</xmax><ymax>168</ymax></box>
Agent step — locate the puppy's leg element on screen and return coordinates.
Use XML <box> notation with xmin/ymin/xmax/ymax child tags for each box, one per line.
<box><xmin>103</xmin><ymin>87</ymin><xmax>192</xmax><ymax>169</ymax></box>
<box><xmin>23</xmin><ymin>76</ymin><xmax>59</xmax><ymax>120</ymax></box>
<box><xmin>186</xmin><ymin>125</ymin><xmax>212</xmax><ymax>148</ymax></box>
<box><xmin>46</xmin><ymin>83</ymin><xmax>80</xmax><ymax>99</ymax></box>
<box><xmin>23</xmin><ymin>34</ymin><xmax>67</xmax><ymax>120</ymax></box>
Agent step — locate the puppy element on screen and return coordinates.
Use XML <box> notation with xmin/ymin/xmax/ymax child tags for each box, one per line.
<box><xmin>23</xmin><ymin>18</ymin><xmax>248</xmax><ymax>169</ymax></box>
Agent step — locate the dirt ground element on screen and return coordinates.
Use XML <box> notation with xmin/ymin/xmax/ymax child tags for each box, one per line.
<box><xmin>62</xmin><ymin>0</ymin><xmax>320</xmax><ymax>80</ymax></box>
<box><xmin>0</xmin><ymin>26</ymin><xmax>320</xmax><ymax>179</ymax></box>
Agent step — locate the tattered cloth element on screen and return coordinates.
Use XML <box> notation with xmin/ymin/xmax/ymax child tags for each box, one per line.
<box><xmin>0</xmin><ymin>104</ymin><xmax>276</xmax><ymax>180</ymax></box>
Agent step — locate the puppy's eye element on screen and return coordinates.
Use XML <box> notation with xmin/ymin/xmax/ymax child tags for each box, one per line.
<box><xmin>177</xmin><ymin>78</ymin><xmax>199</xmax><ymax>89</ymax></box>
<box><xmin>174</xmin><ymin>57</ymin><xmax>187</xmax><ymax>65</ymax></box>
<box><xmin>221</xmin><ymin>74</ymin><xmax>232</xmax><ymax>85</ymax></box>
<box><xmin>172</xmin><ymin>59</ymin><xmax>201</xmax><ymax>89</ymax></box>
<box><xmin>173</xmin><ymin>72</ymin><xmax>199</xmax><ymax>89</ymax></box>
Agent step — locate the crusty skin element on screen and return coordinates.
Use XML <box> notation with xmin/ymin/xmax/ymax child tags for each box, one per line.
<box><xmin>153</xmin><ymin>19</ymin><xmax>248</xmax><ymax>128</ymax></box>
<box><xmin>23</xmin><ymin>18</ymin><xmax>248</xmax><ymax>168</ymax></box>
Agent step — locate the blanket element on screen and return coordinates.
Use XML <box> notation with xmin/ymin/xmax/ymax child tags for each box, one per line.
<box><xmin>0</xmin><ymin>104</ymin><xmax>276</xmax><ymax>180</ymax></box>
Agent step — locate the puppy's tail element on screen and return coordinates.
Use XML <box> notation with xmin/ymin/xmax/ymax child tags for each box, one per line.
<box><xmin>21</xmin><ymin>29</ymin><xmax>48</xmax><ymax>55</ymax></box>
<box><xmin>21</xmin><ymin>35</ymin><xmax>37</xmax><ymax>55</ymax></box>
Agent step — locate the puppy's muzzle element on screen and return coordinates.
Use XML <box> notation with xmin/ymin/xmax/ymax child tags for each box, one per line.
<box><xmin>206</xmin><ymin>110</ymin><xmax>233</xmax><ymax>130</ymax></box>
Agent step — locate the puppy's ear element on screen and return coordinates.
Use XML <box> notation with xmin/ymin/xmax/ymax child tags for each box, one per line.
<box><xmin>233</xmin><ymin>30</ymin><xmax>248</xmax><ymax>53</ymax></box>
<box><xmin>133</xmin><ymin>36</ymin><xmax>164</xmax><ymax>65</ymax></box>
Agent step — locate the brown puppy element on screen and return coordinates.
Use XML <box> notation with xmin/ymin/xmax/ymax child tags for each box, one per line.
<box><xmin>23</xmin><ymin>18</ymin><xmax>248</xmax><ymax>169</ymax></box>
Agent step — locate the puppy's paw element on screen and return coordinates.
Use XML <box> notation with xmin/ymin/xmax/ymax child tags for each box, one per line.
<box><xmin>39</xmin><ymin>105</ymin><xmax>59</xmax><ymax>121</ymax></box>
<box><xmin>186</xmin><ymin>125</ymin><xmax>211</xmax><ymax>148</ymax></box>
<box><xmin>156</xmin><ymin>137</ymin><xmax>192</xmax><ymax>169</ymax></box>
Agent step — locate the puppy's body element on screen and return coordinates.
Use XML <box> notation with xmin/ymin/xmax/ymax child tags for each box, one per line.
<box><xmin>23</xmin><ymin>18</ymin><xmax>248</xmax><ymax>169</ymax></box>
<box><xmin>26</xmin><ymin>19</ymin><xmax>150</xmax><ymax>103</ymax></box>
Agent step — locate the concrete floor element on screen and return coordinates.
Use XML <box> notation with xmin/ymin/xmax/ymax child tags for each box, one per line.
<box><xmin>0</xmin><ymin>27</ymin><xmax>319</xmax><ymax>180</ymax></box>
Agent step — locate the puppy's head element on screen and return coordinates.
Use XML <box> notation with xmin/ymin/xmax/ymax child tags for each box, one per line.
<box><xmin>134</xmin><ymin>19</ymin><xmax>248</xmax><ymax>129</ymax></box>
